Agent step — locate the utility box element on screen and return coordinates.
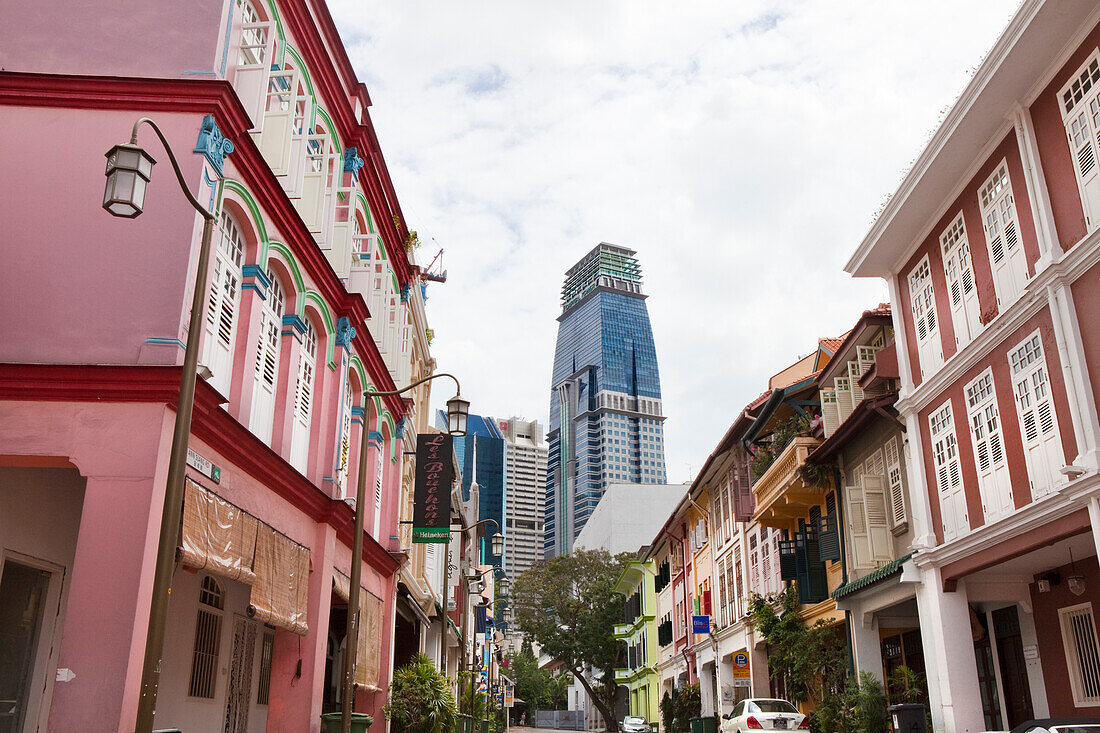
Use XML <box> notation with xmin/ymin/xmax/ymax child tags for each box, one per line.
<box><xmin>888</xmin><ymin>704</ymin><xmax>928</xmax><ymax>733</ymax></box>
<box><xmin>690</xmin><ymin>715</ymin><xmax>717</xmax><ymax>733</ymax></box>
<box><xmin>320</xmin><ymin>712</ymin><xmax>373</xmax><ymax>733</ymax></box>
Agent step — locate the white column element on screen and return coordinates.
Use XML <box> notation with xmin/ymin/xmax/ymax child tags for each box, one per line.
<box><xmin>1013</xmin><ymin>104</ymin><xmax>1063</xmax><ymax>267</ymax></box>
<box><xmin>1016</xmin><ymin>605</ymin><xmax>1050</xmax><ymax>717</ymax></box>
<box><xmin>848</xmin><ymin>609</ymin><xmax>884</xmax><ymax>683</ymax></box>
<box><xmin>914</xmin><ymin>567</ymin><xmax>984</xmax><ymax>733</ymax></box>
<box><xmin>1050</xmin><ymin>283</ymin><xmax>1100</xmax><ymax>469</ymax></box>
<box><xmin>888</xmin><ymin>275</ymin><xmax>916</xmax><ymax>395</ymax></box>
<box><xmin>903</xmin><ymin>409</ymin><xmax>938</xmax><ymax>550</ymax></box>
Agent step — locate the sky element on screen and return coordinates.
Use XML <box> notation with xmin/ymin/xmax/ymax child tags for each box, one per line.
<box><xmin>330</xmin><ymin>0</ymin><xmax>1021</xmax><ymax>484</ymax></box>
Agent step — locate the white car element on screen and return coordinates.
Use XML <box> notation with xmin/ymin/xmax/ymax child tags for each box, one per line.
<box><xmin>621</xmin><ymin>715</ymin><xmax>651</xmax><ymax>733</ymax></box>
<box><xmin>721</xmin><ymin>698</ymin><xmax>807</xmax><ymax>732</ymax></box>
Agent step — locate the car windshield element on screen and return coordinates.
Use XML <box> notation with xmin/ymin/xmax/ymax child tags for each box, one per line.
<box><xmin>751</xmin><ymin>701</ymin><xmax>799</xmax><ymax>713</ymax></box>
<box><xmin>625</xmin><ymin>717</ymin><xmax>645</xmax><ymax>724</ymax></box>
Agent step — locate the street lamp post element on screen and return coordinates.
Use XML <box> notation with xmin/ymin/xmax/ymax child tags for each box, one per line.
<box><xmin>103</xmin><ymin>117</ymin><xmax>218</xmax><ymax>733</ymax></box>
<box><xmin>340</xmin><ymin>372</ymin><xmax>470</xmax><ymax>733</ymax></box>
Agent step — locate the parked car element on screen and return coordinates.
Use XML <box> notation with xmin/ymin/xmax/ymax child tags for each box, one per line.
<box><xmin>1010</xmin><ymin>719</ymin><xmax>1100</xmax><ymax>733</ymax></box>
<box><xmin>621</xmin><ymin>715</ymin><xmax>651</xmax><ymax>733</ymax></box>
<box><xmin>721</xmin><ymin>699</ymin><xmax>807</xmax><ymax>732</ymax></box>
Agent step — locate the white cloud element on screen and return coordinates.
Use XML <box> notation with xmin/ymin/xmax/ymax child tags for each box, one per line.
<box><xmin>329</xmin><ymin>0</ymin><xmax>1020</xmax><ymax>482</ymax></box>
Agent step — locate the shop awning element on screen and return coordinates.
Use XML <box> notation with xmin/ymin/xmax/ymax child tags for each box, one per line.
<box><xmin>831</xmin><ymin>552</ymin><xmax>914</xmax><ymax>600</ymax></box>
<box><xmin>333</xmin><ymin>571</ymin><xmax>384</xmax><ymax>690</ymax></box>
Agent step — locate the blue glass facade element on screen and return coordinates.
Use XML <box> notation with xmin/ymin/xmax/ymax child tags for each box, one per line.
<box><xmin>545</xmin><ymin>246</ymin><xmax>667</xmax><ymax>558</ymax></box>
<box><xmin>435</xmin><ymin>411</ymin><xmax>505</xmax><ymax>568</ymax></box>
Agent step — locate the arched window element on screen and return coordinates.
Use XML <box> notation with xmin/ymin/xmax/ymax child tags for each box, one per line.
<box><xmin>371</xmin><ymin>438</ymin><xmax>384</xmax><ymax>538</ymax></box>
<box><xmin>203</xmin><ymin>211</ymin><xmax>246</xmax><ymax>397</ymax></box>
<box><xmin>250</xmin><ymin>269</ymin><xmax>284</xmax><ymax>444</ymax></box>
<box><xmin>188</xmin><ymin>576</ymin><xmax>224</xmax><ymax>698</ymax></box>
<box><xmin>230</xmin><ymin>0</ymin><xmax>275</xmax><ymax>130</ymax></box>
<box><xmin>290</xmin><ymin>318</ymin><xmax>318</xmax><ymax>472</ymax></box>
<box><xmin>335</xmin><ymin>371</ymin><xmax>357</xmax><ymax>496</ymax></box>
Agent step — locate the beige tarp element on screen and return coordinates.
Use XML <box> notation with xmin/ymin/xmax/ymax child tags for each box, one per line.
<box><xmin>179</xmin><ymin>480</ymin><xmax>258</xmax><ymax>584</ymax></box>
<box><xmin>249</xmin><ymin>525</ymin><xmax>311</xmax><ymax>635</ymax></box>
<box><xmin>332</xmin><ymin>570</ymin><xmax>384</xmax><ymax>689</ymax></box>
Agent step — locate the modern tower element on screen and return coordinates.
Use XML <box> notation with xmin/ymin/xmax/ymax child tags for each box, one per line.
<box><xmin>545</xmin><ymin>243</ymin><xmax>667</xmax><ymax>558</ymax></box>
<box><xmin>490</xmin><ymin>417</ymin><xmax>548</xmax><ymax>579</ymax></box>
<box><xmin>435</xmin><ymin>411</ymin><xmax>505</xmax><ymax>568</ymax></box>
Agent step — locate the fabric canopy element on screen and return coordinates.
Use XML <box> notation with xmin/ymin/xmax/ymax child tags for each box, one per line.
<box><xmin>249</xmin><ymin>525</ymin><xmax>311</xmax><ymax>636</ymax></box>
<box><xmin>179</xmin><ymin>480</ymin><xmax>258</xmax><ymax>584</ymax></box>
<box><xmin>332</xmin><ymin>570</ymin><xmax>384</xmax><ymax>689</ymax></box>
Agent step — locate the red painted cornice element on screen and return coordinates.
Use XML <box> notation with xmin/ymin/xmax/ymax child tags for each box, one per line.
<box><xmin>0</xmin><ymin>363</ymin><xmax>400</xmax><ymax>576</ymax></box>
<box><xmin>0</xmin><ymin>72</ymin><xmax>406</xmax><ymax>420</ymax></box>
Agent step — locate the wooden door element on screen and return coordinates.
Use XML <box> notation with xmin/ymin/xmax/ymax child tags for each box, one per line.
<box><xmin>993</xmin><ymin>607</ymin><xmax>1033</xmax><ymax>728</ymax></box>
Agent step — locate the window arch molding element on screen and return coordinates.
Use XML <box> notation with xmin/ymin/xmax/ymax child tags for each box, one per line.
<box><xmin>221</xmin><ymin>180</ymin><xmax>270</xmax><ymax>251</ymax></box>
<box><xmin>300</xmin><ymin>290</ymin><xmax>337</xmax><ymax>367</ymax></box>
<box><xmin>265</xmin><ymin>241</ymin><xmax>307</xmax><ymax>294</ymax></box>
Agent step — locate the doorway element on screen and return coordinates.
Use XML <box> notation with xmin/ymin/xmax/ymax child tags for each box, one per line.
<box><xmin>223</xmin><ymin>615</ymin><xmax>258</xmax><ymax>733</ymax></box>
<box><xmin>0</xmin><ymin>557</ymin><xmax>58</xmax><ymax>733</ymax></box>
<box><xmin>992</xmin><ymin>606</ymin><xmax>1033</xmax><ymax>728</ymax></box>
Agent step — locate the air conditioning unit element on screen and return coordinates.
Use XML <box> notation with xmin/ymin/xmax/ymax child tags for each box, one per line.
<box><xmin>447</xmin><ymin>599</ymin><xmax>457</xmax><ymax>611</ymax></box>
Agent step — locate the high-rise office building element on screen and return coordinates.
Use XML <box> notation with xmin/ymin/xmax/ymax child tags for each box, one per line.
<box><xmin>545</xmin><ymin>243</ymin><xmax>667</xmax><ymax>558</ymax></box>
<box><xmin>436</xmin><ymin>411</ymin><xmax>505</xmax><ymax>568</ymax></box>
<box><xmin>490</xmin><ymin>417</ymin><xmax>547</xmax><ymax>578</ymax></box>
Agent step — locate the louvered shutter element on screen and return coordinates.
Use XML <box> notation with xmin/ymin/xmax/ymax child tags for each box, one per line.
<box><xmin>835</xmin><ymin>376</ymin><xmax>854</xmax><ymax>423</ymax></box>
<box><xmin>203</xmin><ymin>213</ymin><xmax>244</xmax><ymax>397</ymax></box>
<box><xmin>749</xmin><ymin>535</ymin><xmax>760</xmax><ymax>592</ymax></box>
<box><xmin>297</xmin><ymin>132</ymin><xmax>336</xmax><ymax>234</ymax></box>
<box><xmin>816</xmin><ymin>513</ymin><xmax>840</xmax><ymax>562</ymax></box>
<box><xmin>821</xmin><ymin>390</ymin><xmax>839</xmax><ymax>437</ymax></box>
<box><xmin>858</xmin><ymin>345</ymin><xmax>886</xmax><ymax>397</ymax></box>
<box><xmin>1060</xmin><ymin>55</ymin><xmax>1100</xmax><ymax>230</ymax></box>
<box><xmin>848</xmin><ymin>360</ymin><xmax>865</xmax><ymax>406</ymax></box>
<box><xmin>931</xmin><ymin>402</ymin><xmax>968</xmax><ymax>541</ymax></box>
<box><xmin>289</xmin><ymin>321</ymin><xmax>317</xmax><ymax>472</ymax></box>
<box><xmin>760</xmin><ymin>535</ymin><xmax>772</xmax><ymax>590</ymax></box>
<box><xmin>372</xmin><ymin>450</ymin><xmax>384</xmax><ymax>538</ymax></box>
<box><xmin>861</xmin><ymin>475</ymin><xmax>894</xmax><ymax>563</ymax></box>
<box><xmin>980</xmin><ymin>163</ymin><xmax>1028</xmax><ymax>308</ymax></box>
<box><xmin>909</xmin><ymin>257</ymin><xmax>943</xmax><ymax>378</ymax></box>
<box><xmin>777</xmin><ymin>538</ymin><xmax>797</xmax><ymax>581</ymax></box>
<box><xmin>941</xmin><ymin>213</ymin><xmax>982</xmax><ymax>347</ymax></box>
<box><xmin>884</xmin><ymin>438</ymin><xmax>906</xmax><ymax>527</ymax></box>
<box><xmin>1011</xmin><ymin>333</ymin><xmax>1065</xmax><ymax>499</ymax></box>
<box><xmin>335</xmin><ymin>373</ymin><xmax>353</xmax><ymax>495</ymax></box>
<box><xmin>249</xmin><ymin>271</ymin><xmax>283</xmax><ymax>444</ymax></box>
<box><xmin>703</xmin><ymin>589</ymin><xmax>712</xmax><ymax>617</ymax></box>
<box><xmin>966</xmin><ymin>371</ymin><xmax>1013</xmax><ymax>522</ymax></box>
<box><xmin>255</xmin><ymin>68</ymin><xmax>299</xmax><ymax>175</ymax></box>
<box><xmin>731</xmin><ymin>458</ymin><xmax>754</xmax><ymax>521</ymax></box>
<box><xmin>232</xmin><ymin>13</ymin><xmax>275</xmax><ymax>130</ymax></box>
<box><xmin>846</xmin><ymin>481</ymin><xmax>871</xmax><ymax>568</ymax></box>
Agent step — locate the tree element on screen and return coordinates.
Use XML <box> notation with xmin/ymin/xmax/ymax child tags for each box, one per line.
<box><xmin>509</xmin><ymin>643</ymin><xmax>568</xmax><ymax>710</ymax></box>
<box><xmin>383</xmin><ymin>654</ymin><xmax>459</xmax><ymax>733</ymax></box>
<box><xmin>512</xmin><ymin>549</ymin><xmax>631</xmax><ymax>732</ymax></box>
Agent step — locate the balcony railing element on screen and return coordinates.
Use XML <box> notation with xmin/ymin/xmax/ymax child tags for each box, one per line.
<box><xmin>614</xmin><ymin>668</ymin><xmax>632</xmax><ymax>683</ymax></box>
<box><xmin>752</xmin><ymin>436</ymin><xmax>824</xmax><ymax>528</ymax></box>
<box><xmin>613</xmin><ymin>623</ymin><xmax>633</xmax><ymax>638</ymax></box>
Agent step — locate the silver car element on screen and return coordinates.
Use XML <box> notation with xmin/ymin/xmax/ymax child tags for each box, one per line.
<box><xmin>621</xmin><ymin>715</ymin><xmax>651</xmax><ymax>733</ymax></box>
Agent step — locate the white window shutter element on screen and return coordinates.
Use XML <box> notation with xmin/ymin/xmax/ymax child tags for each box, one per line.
<box><xmin>848</xmin><ymin>360</ymin><xmax>865</xmax><ymax>406</ymax></box>
<box><xmin>835</xmin><ymin>376</ymin><xmax>854</xmax><ymax>423</ymax></box>
<box><xmin>931</xmin><ymin>402</ymin><xmax>968</xmax><ymax>541</ymax></box>
<box><xmin>821</xmin><ymin>390</ymin><xmax>839</xmax><ymax>438</ymax></box>
<box><xmin>845</xmin><ymin>482</ymin><xmax>872</xmax><ymax>569</ymax></box>
<box><xmin>965</xmin><ymin>370</ymin><xmax>1013</xmax><ymax>522</ymax></box>
<box><xmin>980</xmin><ymin>162</ymin><xmax>1028</xmax><ymax>309</ymax></box>
<box><xmin>372</xmin><ymin>450</ymin><xmax>384</xmax><ymax>538</ymax></box>
<box><xmin>885</xmin><ymin>438</ymin><xmax>906</xmax><ymax>527</ymax></box>
<box><xmin>909</xmin><ymin>257</ymin><xmax>943</xmax><ymax>378</ymax></box>
<box><xmin>203</xmin><ymin>214</ymin><xmax>244</xmax><ymax>398</ymax></box>
<box><xmin>941</xmin><ymin>213</ymin><xmax>982</xmax><ymax>348</ymax></box>
<box><xmin>290</xmin><ymin>321</ymin><xmax>317</xmax><ymax>473</ymax></box>
<box><xmin>233</xmin><ymin>18</ymin><xmax>275</xmax><ymax>131</ymax></box>
<box><xmin>861</xmin><ymin>475</ymin><xmax>894</xmax><ymax>564</ymax></box>
<box><xmin>1059</xmin><ymin>54</ymin><xmax>1100</xmax><ymax>230</ymax></box>
<box><xmin>255</xmin><ymin>68</ymin><xmax>299</xmax><ymax>175</ymax></box>
<box><xmin>1011</xmin><ymin>333</ymin><xmax>1065</xmax><ymax>499</ymax></box>
<box><xmin>335</xmin><ymin>374</ymin><xmax>354</xmax><ymax>497</ymax></box>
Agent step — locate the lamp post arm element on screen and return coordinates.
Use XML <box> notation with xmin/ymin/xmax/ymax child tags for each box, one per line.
<box><xmin>461</xmin><ymin>517</ymin><xmax>500</xmax><ymax>536</ymax></box>
<box><xmin>131</xmin><ymin>117</ymin><xmax>216</xmax><ymax>221</ymax></box>
<box><xmin>365</xmin><ymin>371</ymin><xmax>461</xmax><ymax>399</ymax></box>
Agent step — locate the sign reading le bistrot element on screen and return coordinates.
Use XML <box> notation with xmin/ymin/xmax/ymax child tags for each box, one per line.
<box><xmin>413</xmin><ymin>433</ymin><xmax>453</xmax><ymax>543</ymax></box>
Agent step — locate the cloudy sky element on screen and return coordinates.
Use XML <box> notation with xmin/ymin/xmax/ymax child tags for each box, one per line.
<box><xmin>330</xmin><ymin>0</ymin><xmax>1020</xmax><ymax>483</ymax></box>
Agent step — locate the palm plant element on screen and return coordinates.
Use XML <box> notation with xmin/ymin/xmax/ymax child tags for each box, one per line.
<box><xmin>384</xmin><ymin>654</ymin><xmax>459</xmax><ymax>733</ymax></box>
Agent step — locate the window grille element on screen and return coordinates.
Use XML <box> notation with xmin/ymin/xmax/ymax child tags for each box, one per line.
<box><xmin>1060</xmin><ymin>603</ymin><xmax>1100</xmax><ymax>705</ymax></box>
<box><xmin>189</xmin><ymin>577</ymin><xmax>224</xmax><ymax>698</ymax></box>
<box><xmin>257</xmin><ymin>630</ymin><xmax>275</xmax><ymax>704</ymax></box>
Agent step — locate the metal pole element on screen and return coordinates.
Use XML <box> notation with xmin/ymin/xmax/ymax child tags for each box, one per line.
<box><xmin>133</xmin><ymin>117</ymin><xmax>217</xmax><ymax>733</ymax></box>
<box><xmin>342</xmin><ymin>397</ymin><xmax>373</xmax><ymax>733</ymax></box>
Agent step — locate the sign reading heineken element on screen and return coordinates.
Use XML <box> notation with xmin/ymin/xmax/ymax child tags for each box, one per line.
<box><xmin>413</xmin><ymin>433</ymin><xmax>453</xmax><ymax>543</ymax></box>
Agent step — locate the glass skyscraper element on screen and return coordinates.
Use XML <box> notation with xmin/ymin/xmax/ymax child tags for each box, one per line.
<box><xmin>545</xmin><ymin>243</ymin><xmax>667</xmax><ymax>558</ymax></box>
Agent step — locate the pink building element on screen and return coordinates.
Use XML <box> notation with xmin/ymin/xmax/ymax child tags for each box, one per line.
<box><xmin>0</xmin><ymin>0</ymin><xmax>427</xmax><ymax>731</ymax></box>
<box><xmin>848</xmin><ymin>0</ymin><xmax>1100</xmax><ymax>729</ymax></box>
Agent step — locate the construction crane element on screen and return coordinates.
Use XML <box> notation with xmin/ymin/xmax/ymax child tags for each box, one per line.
<box><xmin>422</xmin><ymin>246</ymin><xmax>447</xmax><ymax>283</ymax></box>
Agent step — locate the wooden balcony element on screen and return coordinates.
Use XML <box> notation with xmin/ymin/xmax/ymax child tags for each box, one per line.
<box><xmin>752</xmin><ymin>436</ymin><xmax>825</xmax><ymax>528</ymax></box>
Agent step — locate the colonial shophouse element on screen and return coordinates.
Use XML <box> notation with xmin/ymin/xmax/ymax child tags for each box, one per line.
<box><xmin>0</xmin><ymin>0</ymin><xmax>446</xmax><ymax>730</ymax></box>
<box><xmin>846</xmin><ymin>0</ymin><xmax>1100</xmax><ymax>729</ymax></box>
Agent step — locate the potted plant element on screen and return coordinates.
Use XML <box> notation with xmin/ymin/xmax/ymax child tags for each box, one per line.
<box><xmin>384</xmin><ymin>654</ymin><xmax>459</xmax><ymax>733</ymax></box>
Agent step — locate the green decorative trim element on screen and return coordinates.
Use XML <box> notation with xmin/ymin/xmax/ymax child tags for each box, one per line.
<box><xmin>266</xmin><ymin>241</ymin><xmax>306</xmax><ymax>293</ymax></box>
<box><xmin>283</xmin><ymin>45</ymin><xmax>314</xmax><ymax>97</ymax></box>
<box><xmin>314</xmin><ymin>106</ymin><xmax>342</xmax><ymax>156</ymax></box>
<box><xmin>831</xmin><ymin>552</ymin><xmax>913</xmax><ymax>600</ymax></box>
<box><xmin>379</xmin><ymin>410</ymin><xmax>398</xmax><ymax>461</ymax></box>
<box><xmin>348</xmin><ymin>355</ymin><xmax>368</xmax><ymax>393</ymax></box>
<box><xmin>301</xmin><ymin>290</ymin><xmax>336</xmax><ymax>363</ymax></box>
<box><xmin>355</xmin><ymin>192</ymin><xmax>376</xmax><ymax>234</ymax></box>
<box><xmin>262</xmin><ymin>0</ymin><xmax>287</xmax><ymax>65</ymax></box>
<box><xmin>221</xmin><ymin>179</ymin><xmax>269</xmax><ymax>251</ymax></box>
<box><xmin>389</xmin><ymin>270</ymin><xmax>399</xmax><ymax>293</ymax></box>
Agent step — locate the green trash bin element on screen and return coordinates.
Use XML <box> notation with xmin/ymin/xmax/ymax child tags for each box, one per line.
<box><xmin>454</xmin><ymin>713</ymin><xmax>472</xmax><ymax>733</ymax></box>
<box><xmin>689</xmin><ymin>715</ymin><xmax>717</xmax><ymax>733</ymax></box>
<box><xmin>320</xmin><ymin>711</ymin><xmax>373</xmax><ymax>733</ymax></box>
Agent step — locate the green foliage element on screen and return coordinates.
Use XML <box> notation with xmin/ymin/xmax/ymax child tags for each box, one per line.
<box><xmin>886</xmin><ymin>665</ymin><xmax>926</xmax><ymax>704</ymax></box>
<box><xmin>383</xmin><ymin>654</ymin><xmax>458</xmax><ymax>733</ymax></box>
<box><xmin>750</xmin><ymin>416</ymin><xmax>811</xmax><ymax>480</ymax></box>
<box><xmin>799</xmin><ymin>462</ymin><xmax>835</xmax><ymax>489</ymax></box>
<box><xmin>747</xmin><ymin>587</ymin><xmax>847</xmax><ymax>706</ymax></box>
<box><xmin>507</xmin><ymin>644</ymin><xmax>568</xmax><ymax>710</ymax></box>
<box><xmin>809</xmin><ymin>673</ymin><xmax>887</xmax><ymax>733</ymax></box>
<box><xmin>661</xmin><ymin>691</ymin><xmax>675</xmax><ymax>733</ymax></box>
<box><xmin>659</xmin><ymin>684</ymin><xmax>701</xmax><ymax>732</ymax></box>
<box><xmin>512</xmin><ymin>549</ymin><xmax>632</xmax><ymax>731</ymax></box>
<box><xmin>457</xmin><ymin>670</ymin><xmax>486</xmax><ymax>719</ymax></box>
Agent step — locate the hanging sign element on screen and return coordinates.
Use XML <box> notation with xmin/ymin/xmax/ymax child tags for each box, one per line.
<box><xmin>413</xmin><ymin>433</ymin><xmax>453</xmax><ymax>543</ymax></box>
<box><xmin>731</xmin><ymin>652</ymin><xmax>750</xmax><ymax>679</ymax></box>
<box><xmin>505</xmin><ymin>685</ymin><xmax>515</xmax><ymax>708</ymax></box>
<box><xmin>692</xmin><ymin>615</ymin><xmax>710</xmax><ymax>634</ymax></box>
